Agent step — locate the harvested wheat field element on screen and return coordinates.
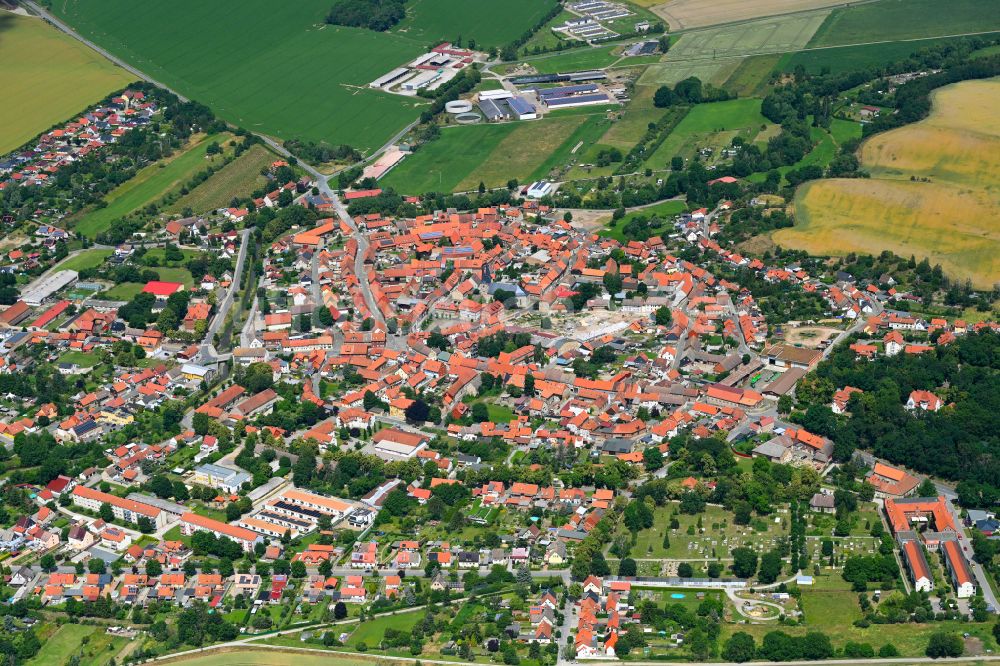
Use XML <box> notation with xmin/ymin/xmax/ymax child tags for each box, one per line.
<box><xmin>777</xmin><ymin>78</ymin><xmax>1000</xmax><ymax>288</ymax></box>
<box><xmin>649</xmin><ymin>0</ymin><xmax>845</xmax><ymax>30</ymax></box>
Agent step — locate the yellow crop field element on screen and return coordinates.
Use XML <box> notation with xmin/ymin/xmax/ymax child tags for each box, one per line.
<box><xmin>777</xmin><ymin>79</ymin><xmax>1000</xmax><ymax>288</ymax></box>
<box><xmin>0</xmin><ymin>13</ymin><xmax>133</xmax><ymax>154</ymax></box>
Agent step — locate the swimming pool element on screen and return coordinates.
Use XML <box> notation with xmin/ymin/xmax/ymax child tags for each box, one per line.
<box><xmin>670</xmin><ymin>593</ymin><xmax>686</xmax><ymax>599</ymax></box>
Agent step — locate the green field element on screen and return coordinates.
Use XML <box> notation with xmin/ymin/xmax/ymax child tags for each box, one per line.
<box><xmin>783</xmin><ymin>34</ymin><xmax>1000</xmax><ymax>74</ymax></box>
<box><xmin>645</xmin><ymin>98</ymin><xmax>771</xmax><ymax>168</ymax></box>
<box><xmin>599</xmin><ymin>199</ymin><xmax>688</xmax><ymax>242</ymax></box>
<box><xmin>395</xmin><ymin>0</ymin><xmax>558</xmax><ymax>47</ymax></box>
<box><xmin>808</xmin><ymin>0</ymin><xmax>1000</xmax><ymax>48</ymax></box>
<box><xmin>53</xmin><ymin>0</ymin><xmax>427</xmax><ymax>152</ymax></box>
<box><xmin>640</xmin><ymin>11</ymin><xmax>829</xmax><ymax>89</ymax></box>
<box><xmin>54</xmin><ymin>249</ymin><xmax>113</xmax><ymax>272</ymax></box>
<box><xmin>74</xmin><ymin>133</ymin><xmax>229</xmax><ymax>238</ymax></box>
<box><xmin>167</xmin><ymin>144</ymin><xmax>276</xmax><ymax>214</ymax></box>
<box><xmin>28</xmin><ymin>624</ymin><xmax>103</xmax><ymax>666</ymax></box>
<box><xmin>0</xmin><ymin>13</ymin><xmax>134</xmax><ymax>154</ymax></box>
<box><xmin>383</xmin><ymin>113</ymin><xmax>609</xmax><ymax>193</ymax></box>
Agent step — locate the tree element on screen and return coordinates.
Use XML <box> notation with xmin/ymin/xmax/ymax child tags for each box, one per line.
<box><xmin>192</xmin><ymin>411</ymin><xmax>211</xmax><ymax>436</ymax></box>
<box><xmin>334</xmin><ymin>601</ymin><xmax>348</xmax><ymax>619</ymax></box>
<box><xmin>758</xmin><ymin>550</ymin><xmax>783</xmax><ymax>584</ymax></box>
<box><xmin>405</xmin><ymin>399</ymin><xmax>431</xmax><ymax>423</ymax></box>
<box><xmin>916</xmin><ymin>478</ymin><xmax>938</xmax><ymax>497</ymax></box>
<box><xmin>731</xmin><ymin>547</ymin><xmax>758</xmax><ymax>579</ymax></box>
<box><xmin>88</xmin><ymin>558</ymin><xmax>106</xmax><ymax>574</ymax></box>
<box><xmin>653</xmin><ymin>305</ymin><xmax>672</xmax><ymax>326</ymax></box>
<box><xmin>643</xmin><ymin>446</ymin><xmax>664</xmax><ymax>471</ymax></box>
<box><xmin>723</xmin><ymin>632</ymin><xmax>756</xmax><ymax>663</ymax></box>
<box><xmin>618</xmin><ymin>558</ymin><xmax>637</xmax><ymax>577</ymax></box>
<box><xmin>146</xmin><ymin>559</ymin><xmax>163</xmax><ymax>576</ymax></box>
<box><xmin>40</xmin><ymin>553</ymin><xmax>56</xmax><ymax>571</ymax></box>
<box><xmin>653</xmin><ymin>85</ymin><xmax>678</xmax><ymax>108</ymax></box>
<box><xmin>99</xmin><ymin>502</ymin><xmax>114</xmax><ymax>522</ymax></box>
<box><xmin>925</xmin><ymin>631</ymin><xmax>963</xmax><ymax>658</ymax></box>
<box><xmin>677</xmin><ymin>562</ymin><xmax>694</xmax><ymax>577</ymax></box>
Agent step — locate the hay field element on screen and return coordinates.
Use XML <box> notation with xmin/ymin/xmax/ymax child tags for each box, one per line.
<box><xmin>167</xmin><ymin>144</ymin><xmax>276</xmax><ymax>214</ymax></box>
<box><xmin>0</xmin><ymin>13</ymin><xmax>133</xmax><ymax>154</ymax></box>
<box><xmin>639</xmin><ymin>12</ymin><xmax>827</xmax><ymax>88</ymax></box>
<box><xmin>778</xmin><ymin>78</ymin><xmax>1000</xmax><ymax>288</ymax></box>
<box><xmin>53</xmin><ymin>0</ymin><xmax>426</xmax><ymax>152</ymax></box>
<box><xmin>650</xmin><ymin>0</ymin><xmax>846</xmax><ymax>31</ymax></box>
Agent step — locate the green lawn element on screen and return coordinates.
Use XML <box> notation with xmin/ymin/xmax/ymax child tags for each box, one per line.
<box><xmin>54</xmin><ymin>248</ymin><xmax>113</xmax><ymax>272</ymax></box>
<box><xmin>53</xmin><ymin>0</ymin><xmax>430</xmax><ymax>152</ymax></box>
<box><xmin>807</xmin><ymin>0</ymin><xmax>1000</xmax><ymax>47</ymax></box>
<box><xmin>395</xmin><ymin>0</ymin><xmax>558</xmax><ymax>47</ymax></box>
<box><xmin>721</xmin><ymin>574</ymin><xmax>998</xmax><ymax>657</ymax></box>
<box><xmin>59</xmin><ymin>350</ymin><xmax>102</xmax><ymax>367</ymax></box>
<box><xmin>101</xmin><ymin>282</ymin><xmax>143</xmax><ymax>301</ymax></box>
<box><xmin>74</xmin><ymin>133</ymin><xmax>230</xmax><ymax>238</ymax></box>
<box><xmin>346</xmin><ymin>610</ymin><xmax>423</xmax><ymax>647</ymax></box>
<box><xmin>485</xmin><ymin>402</ymin><xmax>516</xmax><ymax>423</ymax></box>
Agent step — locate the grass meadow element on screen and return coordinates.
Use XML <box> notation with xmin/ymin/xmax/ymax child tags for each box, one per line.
<box><xmin>0</xmin><ymin>13</ymin><xmax>133</xmax><ymax>154</ymax></box>
<box><xmin>54</xmin><ymin>249</ymin><xmax>113</xmax><ymax>272</ymax></box>
<box><xmin>54</xmin><ymin>0</ymin><xmax>427</xmax><ymax>151</ymax></box>
<box><xmin>73</xmin><ymin>133</ymin><xmax>231</xmax><ymax>238</ymax></box>
<box><xmin>645</xmin><ymin>98</ymin><xmax>771</xmax><ymax>168</ymax></box>
<box><xmin>779</xmin><ymin>79</ymin><xmax>1000</xmax><ymax>288</ymax></box>
<box><xmin>382</xmin><ymin>113</ymin><xmax>611</xmax><ymax>193</ymax></box>
<box><xmin>722</xmin><ymin>54</ymin><xmax>782</xmax><ymax>96</ymax></box>
<box><xmin>144</xmin><ymin>651</ymin><xmax>379</xmax><ymax>666</ymax></box>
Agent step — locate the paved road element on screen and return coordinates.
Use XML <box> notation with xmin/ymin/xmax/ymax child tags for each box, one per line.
<box><xmin>199</xmin><ymin>228</ymin><xmax>251</xmax><ymax>363</ymax></box>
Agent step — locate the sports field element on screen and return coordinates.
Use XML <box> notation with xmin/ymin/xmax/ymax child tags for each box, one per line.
<box><xmin>651</xmin><ymin>0</ymin><xmax>844</xmax><ymax>31</ymax></box>
<box><xmin>383</xmin><ymin>113</ymin><xmax>609</xmax><ymax>193</ymax></box>
<box><xmin>53</xmin><ymin>0</ymin><xmax>427</xmax><ymax>152</ymax></box>
<box><xmin>74</xmin><ymin>132</ymin><xmax>231</xmax><ymax>238</ymax></box>
<box><xmin>167</xmin><ymin>144</ymin><xmax>276</xmax><ymax>214</ymax></box>
<box><xmin>639</xmin><ymin>11</ymin><xmax>828</xmax><ymax>88</ymax></box>
<box><xmin>395</xmin><ymin>0</ymin><xmax>558</xmax><ymax>47</ymax></box>
<box><xmin>807</xmin><ymin>0</ymin><xmax>1000</xmax><ymax>47</ymax></box>
<box><xmin>0</xmin><ymin>13</ymin><xmax>133</xmax><ymax>154</ymax></box>
<box><xmin>645</xmin><ymin>98</ymin><xmax>771</xmax><ymax>168</ymax></box>
<box><xmin>778</xmin><ymin>79</ymin><xmax>1000</xmax><ymax>289</ymax></box>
